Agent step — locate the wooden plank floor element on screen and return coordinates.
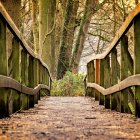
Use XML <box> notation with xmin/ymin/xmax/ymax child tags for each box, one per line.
<box><xmin>0</xmin><ymin>97</ymin><xmax>140</xmax><ymax>140</ymax></box>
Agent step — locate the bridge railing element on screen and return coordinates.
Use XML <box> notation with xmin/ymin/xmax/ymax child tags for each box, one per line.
<box><xmin>86</xmin><ymin>3</ymin><xmax>140</xmax><ymax>117</ymax></box>
<box><xmin>0</xmin><ymin>3</ymin><xmax>52</xmax><ymax>117</ymax></box>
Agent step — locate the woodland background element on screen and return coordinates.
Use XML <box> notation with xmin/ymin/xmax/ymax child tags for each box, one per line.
<box><xmin>1</xmin><ymin>0</ymin><xmax>139</xmax><ymax>81</ymax></box>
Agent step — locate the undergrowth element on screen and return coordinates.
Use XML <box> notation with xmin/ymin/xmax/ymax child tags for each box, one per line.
<box><xmin>51</xmin><ymin>71</ymin><xmax>85</xmax><ymax>96</ymax></box>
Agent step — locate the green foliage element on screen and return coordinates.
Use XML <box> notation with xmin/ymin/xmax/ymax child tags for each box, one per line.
<box><xmin>51</xmin><ymin>71</ymin><xmax>85</xmax><ymax>96</ymax></box>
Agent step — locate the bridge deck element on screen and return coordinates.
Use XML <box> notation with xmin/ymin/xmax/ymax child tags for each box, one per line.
<box><xmin>0</xmin><ymin>97</ymin><xmax>140</xmax><ymax>140</ymax></box>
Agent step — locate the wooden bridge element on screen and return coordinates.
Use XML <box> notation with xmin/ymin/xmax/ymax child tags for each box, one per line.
<box><xmin>86</xmin><ymin>3</ymin><xmax>140</xmax><ymax>117</ymax></box>
<box><xmin>0</xmin><ymin>3</ymin><xmax>52</xmax><ymax>117</ymax></box>
<box><xmin>0</xmin><ymin>1</ymin><xmax>140</xmax><ymax>118</ymax></box>
<box><xmin>0</xmin><ymin>2</ymin><xmax>140</xmax><ymax>140</ymax></box>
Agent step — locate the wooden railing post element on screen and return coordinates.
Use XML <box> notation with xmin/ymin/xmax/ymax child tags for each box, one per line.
<box><xmin>0</xmin><ymin>16</ymin><xmax>9</xmax><ymax>117</ymax></box>
<box><xmin>104</xmin><ymin>56</ymin><xmax>111</xmax><ymax>109</ymax></box>
<box><xmin>95</xmin><ymin>59</ymin><xmax>100</xmax><ymax>100</ymax></box>
<box><xmin>21</xmin><ymin>49</ymin><xmax>29</xmax><ymax>110</ymax></box>
<box><xmin>99</xmin><ymin>59</ymin><xmax>104</xmax><ymax>105</ymax></box>
<box><xmin>111</xmin><ymin>48</ymin><xmax>118</xmax><ymax>110</ymax></box>
<box><xmin>37</xmin><ymin>60</ymin><xmax>41</xmax><ymax>100</ymax></box>
<box><xmin>33</xmin><ymin>58</ymin><xmax>39</xmax><ymax>104</ymax></box>
<box><xmin>86</xmin><ymin>62</ymin><xmax>92</xmax><ymax>96</ymax></box>
<box><xmin>134</xmin><ymin>13</ymin><xmax>140</xmax><ymax>117</ymax></box>
<box><xmin>12</xmin><ymin>37</ymin><xmax>20</xmax><ymax>113</ymax></box>
<box><xmin>28</xmin><ymin>56</ymin><xmax>35</xmax><ymax>108</ymax></box>
<box><xmin>91</xmin><ymin>61</ymin><xmax>95</xmax><ymax>97</ymax></box>
<box><xmin>120</xmin><ymin>35</ymin><xmax>131</xmax><ymax>113</ymax></box>
<box><xmin>39</xmin><ymin>63</ymin><xmax>43</xmax><ymax>96</ymax></box>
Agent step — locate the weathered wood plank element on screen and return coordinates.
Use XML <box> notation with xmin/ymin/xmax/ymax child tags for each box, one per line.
<box><xmin>95</xmin><ymin>59</ymin><xmax>100</xmax><ymax>100</ymax></box>
<box><xmin>134</xmin><ymin>13</ymin><xmax>140</xmax><ymax>117</ymax></box>
<box><xmin>87</xmin><ymin>74</ymin><xmax>140</xmax><ymax>95</ymax></box>
<box><xmin>86</xmin><ymin>62</ymin><xmax>92</xmax><ymax>96</ymax></box>
<box><xmin>28</xmin><ymin>56</ymin><xmax>35</xmax><ymax>108</ymax></box>
<box><xmin>110</xmin><ymin>48</ymin><xmax>118</xmax><ymax>110</ymax></box>
<box><xmin>104</xmin><ymin>56</ymin><xmax>111</xmax><ymax>109</ymax></box>
<box><xmin>21</xmin><ymin>49</ymin><xmax>29</xmax><ymax>110</ymax></box>
<box><xmin>120</xmin><ymin>35</ymin><xmax>129</xmax><ymax>113</ymax></box>
<box><xmin>12</xmin><ymin>37</ymin><xmax>21</xmax><ymax>113</ymax></box>
<box><xmin>91</xmin><ymin>61</ymin><xmax>95</xmax><ymax>98</ymax></box>
<box><xmin>33</xmin><ymin>58</ymin><xmax>39</xmax><ymax>104</ymax></box>
<box><xmin>99</xmin><ymin>59</ymin><xmax>104</xmax><ymax>105</ymax></box>
<box><xmin>0</xmin><ymin>16</ymin><xmax>9</xmax><ymax>117</ymax></box>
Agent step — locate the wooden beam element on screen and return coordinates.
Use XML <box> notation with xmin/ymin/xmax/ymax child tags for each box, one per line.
<box><xmin>120</xmin><ymin>35</ymin><xmax>129</xmax><ymax>113</ymax></box>
<box><xmin>91</xmin><ymin>61</ymin><xmax>95</xmax><ymax>97</ymax></box>
<box><xmin>12</xmin><ymin>37</ymin><xmax>21</xmax><ymax>113</ymax></box>
<box><xmin>0</xmin><ymin>16</ymin><xmax>9</xmax><ymax>117</ymax></box>
<box><xmin>110</xmin><ymin>48</ymin><xmax>118</xmax><ymax>110</ymax></box>
<box><xmin>104</xmin><ymin>56</ymin><xmax>111</xmax><ymax>109</ymax></box>
<box><xmin>87</xmin><ymin>74</ymin><xmax>140</xmax><ymax>95</ymax></box>
<box><xmin>33</xmin><ymin>59</ymin><xmax>39</xmax><ymax>104</ymax></box>
<box><xmin>21</xmin><ymin>49</ymin><xmax>29</xmax><ymax>110</ymax></box>
<box><xmin>95</xmin><ymin>59</ymin><xmax>100</xmax><ymax>100</ymax></box>
<box><xmin>28</xmin><ymin>56</ymin><xmax>35</xmax><ymax>108</ymax></box>
<box><xmin>99</xmin><ymin>59</ymin><xmax>104</xmax><ymax>105</ymax></box>
<box><xmin>134</xmin><ymin>13</ymin><xmax>140</xmax><ymax>117</ymax></box>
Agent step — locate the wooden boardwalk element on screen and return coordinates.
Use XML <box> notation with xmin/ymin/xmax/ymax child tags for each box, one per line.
<box><xmin>0</xmin><ymin>97</ymin><xmax>140</xmax><ymax>140</ymax></box>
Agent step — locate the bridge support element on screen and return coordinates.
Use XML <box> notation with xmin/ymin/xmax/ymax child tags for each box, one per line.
<box><xmin>0</xmin><ymin>16</ymin><xmax>9</xmax><ymax>117</ymax></box>
<box><xmin>104</xmin><ymin>56</ymin><xmax>111</xmax><ymax>109</ymax></box>
<box><xmin>21</xmin><ymin>49</ymin><xmax>29</xmax><ymax>110</ymax></box>
<box><xmin>99</xmin><ymin>59</ymin><xmax>104</xmax><ymax>105</ymax></box>
<box><xmin>95</xmin><ymin>59</ymin><xmax>100</xmax><ymax>100</ymax></box>
<box><xmin>111</xmin><ymin>48</ymin><xmax>118</xmax><ymax>110</ymax></box>
<box><xmin>134</xmin><ymin>13</ymin><xmax>140</xmax><ymax>117</ymax></box>
<box><xmin>120</xmin><ymin>35</ymin><xmax>129</xmax><ymax>113</ymax></box>
<box><xmin>12</xmin><ymin>37</ymin><xmax>21</xmax><ymax>113</ymax></box>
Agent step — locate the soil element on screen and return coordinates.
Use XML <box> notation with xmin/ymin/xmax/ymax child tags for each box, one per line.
<box><xmin>0</xmin><ymin>96</ymin><xmax>140</xmax><ymax>140</ymax></box>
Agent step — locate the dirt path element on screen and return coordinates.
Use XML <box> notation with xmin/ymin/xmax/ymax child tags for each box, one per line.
<box><xmin>0</xmin><ymin>97</ymin><xmax>140</xmax><ymax>140</ymax></box>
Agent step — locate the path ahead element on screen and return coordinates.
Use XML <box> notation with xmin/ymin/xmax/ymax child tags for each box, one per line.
<box><xmin>0</xmin><ymin>97</ymin><xmax>140</xmax><ymax>140</ymax></box>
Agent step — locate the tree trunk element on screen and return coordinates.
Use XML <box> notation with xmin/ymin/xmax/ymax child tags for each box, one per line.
<box><xmin>31</xmin><ymin>0</ymin><xmax>39</xmax><ymax>53</ymax></box>
<box><xmin>57</xmin><ymin>0</ymin><xmax>79</xmax><ymax>79</ymax></box>
<box><xmin>39</xmin><ymin>0</ymin><xmax>56</xmax><ymax>70</ymax></box>
<box><xmin>70</xmin><ymin>0</ymin><xmax>98</xmax><ymax>72</ymax></box>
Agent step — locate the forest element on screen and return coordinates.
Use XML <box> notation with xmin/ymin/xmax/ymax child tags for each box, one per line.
<box><xmin>1</xmin><ymin>0</ymin><xmax>140</xmax><ymax>139</ymax></box>
<box><xmin>0</xmin><ymin>0</ymin><xmax>139</xmax><ymax>96</ymax></box>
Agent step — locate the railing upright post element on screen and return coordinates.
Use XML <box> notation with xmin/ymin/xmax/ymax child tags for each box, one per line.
<box><xmin>110</xmin><ymin>48</ymin><xmax>118</xmax><ymax>110</ymax></box>
<box><xmin>0</xmin><ymin>16</ymin><xmax>9</xmax><ymax>117</ymax></box>
<box><xmin>99</xmin><ymin>59</ymin><xmax>104</xmax><ymax>105</ymax></box>
<box><xmin>28</xmin><ymin>56</ymin><xmax>35</xmax><ymax>108</ymax></box>
<box><xmin>37</xmin><ymin>60</ymin><xmax>41</xmax><ymax>100</ymax></box>
<box><xmin>91</xmin><ymin>60</ymin><xmax>95</xmax><ymax>97</ymax></box>
<box><xmin>21</xmin><ymin>49</ymin><xmax>29</xmax><ymax>110</ymax></box>
<box><xmin>120</xmin><ymin>35</ymin><xmax>131</xmax><ymax>113</ymax></box>
<box><xmin>39</xmin><ymin>62</ymin><xmax>43</xmax><ymax>96</ymax></box>
<box><xmin>95</xmin><ymin>59</ymin><xmax>100</xmax><ymax>100</ymax></box>
<box><xmin>104</xmin><ymin>56</ymin><xmax>111</xmax><ymax>109</ymax></box>
<box><xmin>33</xmin><ymin>58</ymin><xmax>39</xmax><ymax>104</ymax></box>
<box><xmin>134</xmin><ymin>13</ymin><xmax>140</xmax><ymax>117</ymax></box>
<box><xmin>86</xmin><ymin>62</ymin><xmax>92</xmax><ymax>96</ymax></box>
<box><xmin>12</xmin><ymin>37</ymin><xmax>21</xmax><ymax>113</ymax></box>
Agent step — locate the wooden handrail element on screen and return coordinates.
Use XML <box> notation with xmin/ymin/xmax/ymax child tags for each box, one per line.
<box><xmin>87</xmin><ymin>74</ymin><xmax>140</xmax><ymax>96</ymax></box>
<box><xmin>0</xmin><ymin>75</ymin><xmax>49</xmax><ymax>95</ymax></box>
<box><xmin>88</xmin><ymin>3</ymin><xmax>140</xmax><ymax>62</ymax></box>
<box><xmin>0</xmin><ymin>2</ymin><xmax>52</xmax><ymax>80</ymax></box>
<box><xmin>0</xmin><ymin>3</ymin><xmax>52</xmax><ymax>117</ymax></box>
<box><xmin>86</xmin><ymin>3</ymin><xmax>140</xmax><ymax>115</ymax></box>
